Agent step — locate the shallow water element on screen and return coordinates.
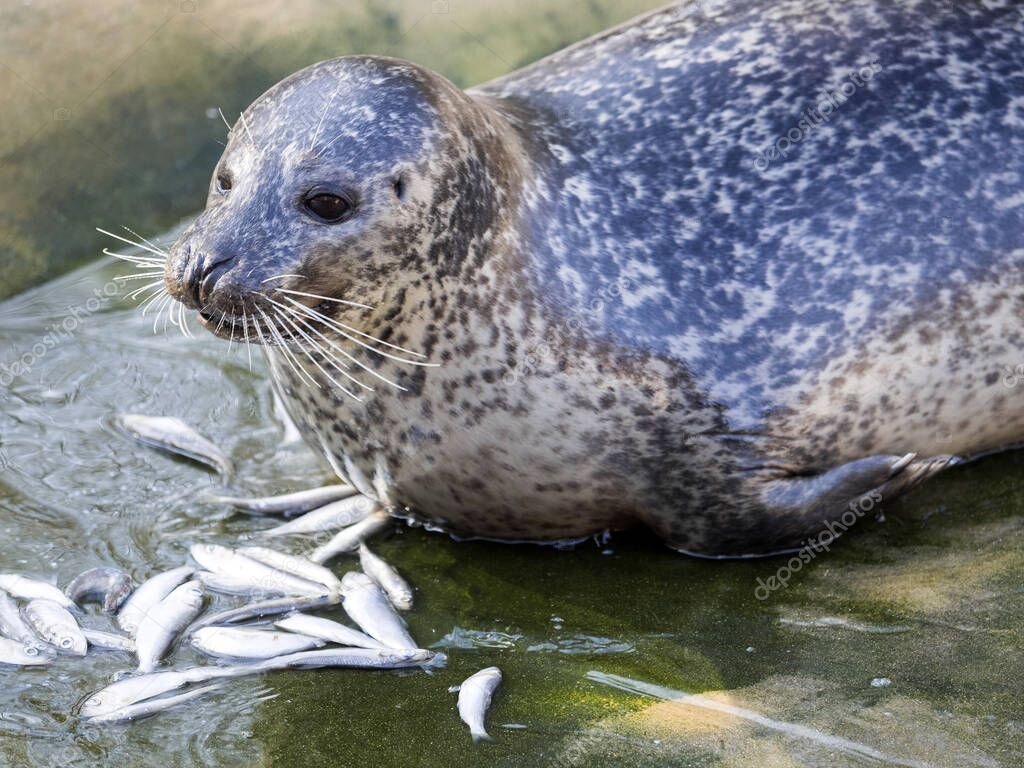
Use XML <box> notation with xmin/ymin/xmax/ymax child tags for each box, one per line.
<box><xmin>0</xmin><ymin>251</ymin><xmax>1022</xmax><ymax>767</ymax></box>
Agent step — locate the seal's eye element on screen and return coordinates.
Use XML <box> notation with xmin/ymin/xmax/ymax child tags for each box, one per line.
<box><xmin>304</xmin><ymin>192</ymin><xmax>355</xmax><ymax>223</ymax></box>
<box><xmin>215</xmin><ymin>171</ymin><xmax>232</xmax><ymax>193</ymax></box>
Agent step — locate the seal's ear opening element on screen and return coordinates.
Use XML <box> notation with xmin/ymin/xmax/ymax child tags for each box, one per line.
<box><xmin>391</xmin><ymin>168</ymin><xmax>409</xmax><ymax>202</ymax></box>
<box><xmin>389</xmin><ymin>165</ymin><xmax>409</xmax><ymax>202</ymax></box>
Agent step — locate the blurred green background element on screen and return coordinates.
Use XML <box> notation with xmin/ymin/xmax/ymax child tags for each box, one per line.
<box><xmin>0</xmin><ymin>0</ymin><xmax>660</xmax><ymax>299</ymax></box>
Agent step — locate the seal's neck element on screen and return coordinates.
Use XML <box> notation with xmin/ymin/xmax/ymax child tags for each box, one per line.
<box><xmin>318</xmin><ymin>88</ymin><xmax>543</xmax><ymax>389</ymax></box>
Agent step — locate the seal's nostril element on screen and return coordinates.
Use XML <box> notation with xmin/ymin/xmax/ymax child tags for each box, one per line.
<box><xmin>196</xmin><ymin>254</ymin><xmax>235</xmax><ymax>306</ymax></box>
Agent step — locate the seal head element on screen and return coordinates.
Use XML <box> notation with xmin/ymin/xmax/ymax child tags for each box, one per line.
<box><xmin>165</xmin><ymin>56</ymin><xmax>510</xmax><ymax>345</ymax></box>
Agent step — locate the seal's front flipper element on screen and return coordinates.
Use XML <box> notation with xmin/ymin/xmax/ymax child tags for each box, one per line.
<box><xmin>661</xmin><ymin>451</ymin><xmax>961</xmax><ymax>557</ymax></box>
<box><xmin>754</xmin><ymin>452</ymin><xmax>961</xmax><ymax>549</ymax></box>
<box><xmin>762</xmin><ymin>453</ymin><xmax>906</xmax><ymax>516</ymax></box>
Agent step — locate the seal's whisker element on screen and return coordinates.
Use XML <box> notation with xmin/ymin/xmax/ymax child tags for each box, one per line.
<box><xmin>225</xmin><ymin>302</ymin><xmax>237</xmax><ymax>356</ymax></box>
<box><xmin>212</xmin><ymin>306</ymin><xmax>228</xmax><ymax>338</ymax></box>
<box><xmin>314</xmin><ymin>130</ymin><xmax>349</xmax><ymax>159</ymax></box>
<box><xmin>255</xmin><ymin>313</ymin><xmax>297</xmax><ymax>388</ymax></box>
<box><xmin>271</xmin><ymin>305</ymin><xmax>376</xmax><ymax>393</ymax></box>
<box><xmin>279</xmin><ymin>295</ymin><xmax>437</xmax><ymax>368</ymax></box>
<box><xmin>130</xmin><ymin>287</ymin><xmax>164</xmax><ymax>307</ymax></box>
<box><xmin>278</xmin><ymin>294</ymin><xmax>438</xmax><ymax>370</ymax></box>
<box><xmin>216</xmin><ymin>107</ymin><xmax>232</xmax><ymax>133</ymax></box>
<box><xmin>218</xmin><ymin>106</ymin><xmax>261</xmax><ymax>154</ymax></box>
<box><xmin>270</xmin><ymin>306</ymin><xmax>345</xmax><ymax>368</ymax></box>
<box><xmin>96</xmin><ymin>229</ymin><xmax>168</xmax><ymax>259</ymax></box>
<box><xmin>102</xmin><ymin>249</ymin><xmax>165</xmax><ymax>268</ymax></box>
<box><xmin>280</xmin><ymin>293</ymin><xmax>429</xmax><ymax>362</ymax></box>
<box><xmin>251</xmin><ymin>310</ymin><xmax>273</xmax><ymax>350</ymax></box>
<box><xmin>126</xmin><ymin>286</ymin><xmax>162</xmax><ymax>305</ymax></box>
<box><xmin>120</xmin><ymin>226</ymin><xmax>166</xmax><ymax>255</ymax></box>
<box><xmin>114</xmin><ymin>271</ymin><xmax>165</xmax><ymax>282</ymax></box>
<box><xmin>309</xmin><ymin>82</ymin><xmax>341</xmax><ymax>153</ymax></box>
<box><xmin>261</xmin><ymin>274</ymin><xmax>305</xmax><ymax>284</ymax></box>
<box><xmin>154</xmin><ymin>294</ymin><xmax>173</xmax><ymax>334</ymax></box>
<box><xmin>272</xmin><ymin>327</ymin><xmax>320</xmax><ymax>389</ymax></box>
<box><xmin>271</xmin><ymin>309</ymin><xmax>365</xmax><ymax>401</ymax></box>
<box><xmin>148</xmin><ymin>296</ymin><xmax>166</xmax><ymax>330</ymax></box>
<box><xmin>164</xmin><ymin>301</ymin><xmax>174</xmax><ymax>335</ymax></box>
<box><xmin>180</xmin><ymin>303</ymin><xmax>193</xmax><ymax>338</ymax></box>
<box><xmin>141</xmin><ymin>290</ymin><xmax>169</xmax><ymax>319</ymax></box>
<box><xmin>276</xmin><ymin>288</ymin><xmax>373</xmax><ymax>311</ymax></box>
<box><xmin>242</xmin><ymin>309</ymin><xmax>254</xmax><ymax>373</ymax></box>
<box><xmin>169</xmin><ymin>300</ymin><xmax>184</xmax><ymax>333</ymax></box>
<box><xmin>125</xmin><ymin>280</ymin><xmax>165</xmax><ymax>301</ymax></box>
<box><xmin>238</xmin><ymin>110</ymin><xmax>260</xmax><ymax>154</ymax></box>
<box><xmin>257</xmin><ymin>307</ymin><xmax>319</xmax><ymax>389</ymax></box>
<box><xmin>151</xmin><ymin>292</ymin><xmax>170</xmax><ymax>317</ymax></box>
<box><xmin>271</xmin><ymin>300</ymin><xmax>404</xmax><ymax>392</ymax></box>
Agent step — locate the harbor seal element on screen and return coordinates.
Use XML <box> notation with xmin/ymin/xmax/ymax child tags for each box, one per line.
<box><xmin>163</xmin><ymin>0</ymin><xmax>1024</xmax><ymax>556</ymax></box>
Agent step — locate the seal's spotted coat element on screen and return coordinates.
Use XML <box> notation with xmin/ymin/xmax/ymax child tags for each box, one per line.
<box><xmin>167</xmin><ymin>0</ymin><xmax>1024</xmax><ymax>556</ymax></box>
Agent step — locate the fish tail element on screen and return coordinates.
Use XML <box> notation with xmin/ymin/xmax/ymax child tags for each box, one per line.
<box><xmin>470</xmin><ymin>728</ymin><xmax>493</xmax><ymax>743</ymax></box>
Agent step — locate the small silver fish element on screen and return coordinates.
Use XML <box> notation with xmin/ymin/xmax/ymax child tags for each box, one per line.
<box><xmin>340</xmin><ymin>572</ymin><xmax>417</xmax><ymax>649</ymax></box>
<box><xmin>457</xmin><ymin>667</ymin><xmax>503</xmax><ymax>742</ymax></box>
<box><xmin>189</xmin><ymin>544</ymin><xmax>327</xmax><ymax>597</ymax></box>
<box><xmin>191</xmin><ymin>626</ymin><xmax>325</xmax><ymax>660</ymax></box>
<box><xmin>66</xmin><ymin>567</ymin><xmax>136</xmax><ymax>613</ymax></box>
<box><xmin>135</xmin><ymin>580</ymin><xmax>205</xmax><ymax>673</ymax></box>
<box><xmin>196</xmin><ymin>571</ymin><xmax>295</xmax><ymax>598</ymax></box>
<box><xmin>86</xmin><ymin>683</ymin><xmax>225</xmax><ymax>724</ymax></box>
<box><xmin>259</xmin><ymin>495</ymin><xmax>377</xmax><ymax>538</ymax></box>
<box><xmin>274</xmin><ymin>614</ymin><xmax>387</xmax><ymax>650</ymax></box>
<box><xmin>82</xmin><ymin>647</ymin><xmax>434</xmax><ymax>721</ymax></box>
<box><xmin>115</xmin><ymin>413</ymin><xmax>234</xmax><ymax>478</ymax></box>
<box><xmin>0</xmin><ymin>575</ymin><xmax>77</xmax><ymax>610</ymax></box>
<box><xmin>82</xmin><ymin>628</ymin><xmax>136</xmax><ymax>653</ymax></box>
<box><xmin>253</xmin><ymin>646</ymin><xmax>434</xmax><ymax>672</ymax></box>
<box><xmin>117</xmin><ymin>565</ymin><xmax>195</xmax><ymax>635</ymax></box>
<box><xmin>308</xmin><ymin>510</ymin><xmax>390</xmax><ymax>564</ymax></box>
<box><xmin>203</xmin><ymin>485</ymin><xmax>356</xmax><ymax>517</ymax></box>
<box><xmin>359</xmin><ymin>544</ymin><xmax>413</xmax><ymax>610</ymax></box>
<box><xmin>22</xmin><ymin>599</ymin><xmax>87</xmax><ymax>656</ymax></box>
<box><xmin>0</xmin><ymin>590</ymin><xmax>41</xmax><ymax>645</ymax></box>
<box><xmin>81</xmin><ymin>665</ymin><xmax>251</xmax><ymax>718</ymax></box>
<box><xmin>0</xmin><ymin>636</ymin><xmax>52</xmax><ymax>666</ymax></box>
<box><xmin>237</xmin><ymin>546</ymin><xmax>343</xmax><ymax>592</ymax></box>
<box><xmin>186</xmin><ymin>592</ymin><xmax>341</xmax><ymax>634</ymax></box>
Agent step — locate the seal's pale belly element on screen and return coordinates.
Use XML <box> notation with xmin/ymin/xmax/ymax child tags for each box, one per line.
<box><xmin>167</xmin><ymin>0</ymin><xmax>1024</xmax><ymax>555</ymax></box>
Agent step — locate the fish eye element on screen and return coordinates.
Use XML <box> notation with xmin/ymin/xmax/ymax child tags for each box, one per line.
<box><xmin>303</xmin><ymin>189</ymin><xmax>356</xmax><ymax>224</ymax></box>
<box><xmin>60</xmin><ymin>638</ymin><xmax>73</xmax><ymax>648</ymax></box>
<box><xmin>25</xmin><ymin>646</ymin><xmax>38</xmax><ymax>657</ymax></box>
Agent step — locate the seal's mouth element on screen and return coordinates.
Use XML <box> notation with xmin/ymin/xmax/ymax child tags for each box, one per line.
<box><xmin>197</xmin><ymin>307</ymin><xmax>257</xmax><ymax>341</ymax></box>
<box><xmin>196</xmin><ymin>299</ymin><xmax>338</xmax><ymax>344</ymax></box>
